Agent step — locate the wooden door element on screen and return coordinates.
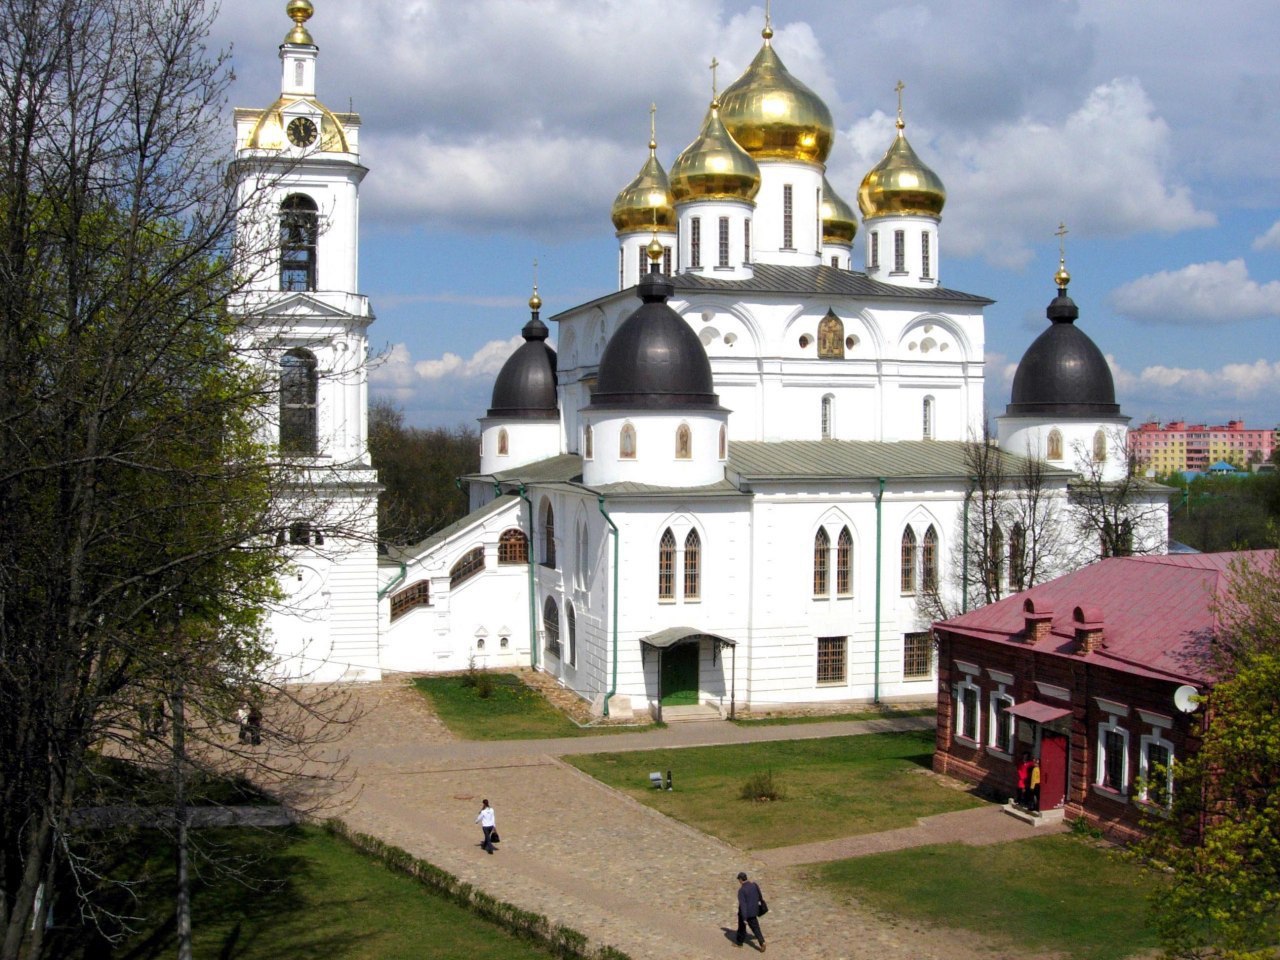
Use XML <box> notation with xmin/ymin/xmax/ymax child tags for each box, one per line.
<box><xmin>1040</xmin><ymin>732</ymin><xmax>1068</xmax><ymax>810</ymax></box>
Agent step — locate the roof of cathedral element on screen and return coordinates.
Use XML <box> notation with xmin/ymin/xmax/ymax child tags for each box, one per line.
<box><xmin>591</xmin><ymin>271</ymin><xmax>724</xmax><ymax>410</ymax></box>
<box><xmin>728</xmin><ymin>440</ymin><xmax>1076</xmax><ymax>482</ymax></box>
<box><xmin>1005</xmin><ymin>269</ymin><xmax>1121</xmax><ymax>418</ymax></box>
<box><xmin>858</xmin><ymin>118</ymin><xmax>947</xmax><ymax>220</ymax></box>
<box><xmin>385</xmin><ymin>493</ymin><xmax>519</xmax><ymax>561</ymax></box>
<box><xmin>487</xmin><ymin>291</ymin><xmax>559</xmax><ymax>419</ymax></box>
<box><xmin>670</xmin><ymin>99</ymin><xmax>761</xmax><ymax>204</ymax></box>
<box><xmin>611</xmin><ymin>118</ymin><xmax>676</xmax><ymax>234</ymax></box>
<box><xmin>821</xmin><ymin>176</ymin><xmax>857</xmax><ymax>245</ymax></box>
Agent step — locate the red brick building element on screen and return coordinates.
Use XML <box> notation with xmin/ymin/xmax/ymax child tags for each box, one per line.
<box><xmin>932</xmin><ymin>551</ymin><xmax>1272</xmax><ymax>842</ymax></box>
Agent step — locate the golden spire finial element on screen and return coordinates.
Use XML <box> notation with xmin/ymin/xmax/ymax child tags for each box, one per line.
<box><xmin>284</xmin><ymin>0</ymin><xmax>315</xmax><ymax>45</ymax></box>
<box><xmin>1054</xmin><ymin>222</ymin><xmax>1071</xmax><ymax>290</ymax></box>
<box><xmin>649</xmin><ymin>102</ymin><xmax>657</xmax><ymax>152</ymax></box>
<box><xmin>895</xmin><ymin>80</ymin><xmax>906</xmax><ymax>132</ymax></box>
<box><xmin>763</xmin><ymin>0</ymin><xmax>774</xmax><ymax>40</ymax></box>
<box><xmin>710</xmin><ymin>57</ymin><xmax>720</xmax><ymax>103</ymax></box>
<box><xmin>529</xmin><ymin>259</ymin><xmax>542</xmax><ymax>312</ymax></box>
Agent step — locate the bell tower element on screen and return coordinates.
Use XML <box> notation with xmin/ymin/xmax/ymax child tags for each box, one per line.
<box><xmin>231</xmin><ymin>0</ymin><xmax>381</xmax><ymax>682</ymax></box>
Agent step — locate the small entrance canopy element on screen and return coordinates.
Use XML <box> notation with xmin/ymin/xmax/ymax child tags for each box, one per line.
<box><xmin>1005</xmin><ymin>700</ymin><xmax>1071</xmax><ymax>724</ymax></box>
<box><xmin>638</xmin><ymin>627</ymin><xmax>737</xmax><ymax>721</ymax></box>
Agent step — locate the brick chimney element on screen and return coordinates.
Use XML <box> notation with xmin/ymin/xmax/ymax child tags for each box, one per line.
<box><xmin>1073</xmin><ymin>605</ymin><xmax>1105</xmax><ymax>654</ymax></box>
<box><xmin>1022</xmin><ymin>598</ymin><xmax>1053</xmax><ymax>644</ymax></box>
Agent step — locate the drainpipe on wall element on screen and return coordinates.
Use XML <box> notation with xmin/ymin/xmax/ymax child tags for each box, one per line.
<box><xmin>516</xmin><ymin>483</ymin><xmax>539</xmax><ymax>670</ymax></box>
<box><xmin>961</xmin><ymin>483</ymin><xmax>975</xmax><ymax>613</ymax></box>
<box><xmin>874</xmin><ymin>477</ymin><xmax>885</xmax><ymax>705</ymax></box>
<box><xmin>376</xmin><ymin>562</ymin><xmax>407</xmax><ymax>600</ymax></box>
<box><xmin>597</xmin><ymin>495</ymin><xmax>620</xmax><ymax>718</ymax></box>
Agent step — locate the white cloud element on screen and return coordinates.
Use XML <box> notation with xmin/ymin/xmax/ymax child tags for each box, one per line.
<box><xmin>1253</xmin><ymin>220</ymin><xmax>1280</xmax><ymax>251</ymax></box>
<box><xmin>414</xmin><ymin>336</ymin><xmax>524</xmax><ymax>382</ymax></box>
<box><xmin>1109</xmin><ymin>259</ymin><xmax>1280</xmax><ymax>325</ymax></box>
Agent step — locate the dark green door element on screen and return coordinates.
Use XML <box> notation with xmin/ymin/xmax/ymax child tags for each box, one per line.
<box><xmin>660</xmin><ymin>643</ymin><xmax>700</xmax><ymax>706</ymax></box>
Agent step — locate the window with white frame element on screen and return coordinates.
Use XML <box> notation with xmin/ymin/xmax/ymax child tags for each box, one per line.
<box><xmin>893</xmin><ymin>229</ymin><xmax>905</xmax><ymax>272</ymax></box>
<box><xmin>869</xmin><ymin>231</ymin><xmax>879</xmax><ymax>269</ymax></box>
<box><xmin>683</xmin><ymin>529</ymin><xmax>701</xmax><ymax>600</ymax></box>
<box><xmin>718</xmin><ymin>216</ymin><xmax>730</xmax><ymax>267</ymax></box>
<box><xmin>782</xmin><ymin>184</ymin><xmax>794</xmax><ymax>249</ymax></box>
<box><xmin>903</xmin><ymin>632</ymin><xmax>932</xmax><ymax>679</ymax></box>
<box><xmin>922</xmin><ymin>396</ymin><xmax>935</xmax><ymax>440</ymax></box>
<box><xmin>743</xmin><ymin>220</ymin><xmax>751</xmax><ymax>262</ymax></box>
<box><xmin>812</xmin><ymin>528</ymin><xmax>830</xmax><ymax>597</ymax></box>
<box><xmin>955</xmin><ymin>676</ymin><xmax>981</xmax><ymax>742</ymax></box>
<box><xmin>658</xmin><ymin>528</ymin><xmax>676</xmax><ymax>600</ymax></box>
<box><xmin>821</xmin><ymin>394</ymin><xmax>834</xmax><ymax>439</ymax></box>
<box><xmin>836</xmin><ymin>526</ymin><xmax>853</xmax><ymax>596</ymax></box>
<box><xmin>566</xmin><ymin>603</ymin><xmax>577</xmax><ymax>667</ymax></box>
<box><xmin>690</xmin><ymin>217</ymin><xmax>702</xmax><ymax>268</ymax></box>
<box><xmin>921</xmin><ymin>232</ymin><xmax>931</xmax><ymax>279</ymax></box>
<box><xmin>575</xmin><ymin>520</ymin><xmax>589</xmax><ymax>590</ymax></box>
<box><xmin>989</xmin><ymin>691</ymin><xmax>1015</xmax><ymax>755</ymax></box>
<box><xmin>1139</xmin><ymin>732</ymin><xmax>1174</xmax><ymax>806</ymax></box>
<box><xmin>1096</xmin><ymin>718</ymin><xmax>1130</xmax><ymax>794</ymax></box>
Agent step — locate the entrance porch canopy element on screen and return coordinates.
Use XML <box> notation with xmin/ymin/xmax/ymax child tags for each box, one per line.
<box><xmin>638</xmin><ymin>627</ymin><xmax>737</xmax><ymax>721</ymax></box>
<box><xmin>1005</xmin><ymin>700</ymin><xmax>1071</xmax><ymax>724</ymax></box>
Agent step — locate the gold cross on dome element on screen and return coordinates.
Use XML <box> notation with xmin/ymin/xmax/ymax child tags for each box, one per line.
<box><xmin>710</xmin><ymin>57</ymin><xmax>720</xmax><ymax>99</ymax></box>
<box><xmin>650</xmin><ymin>102</ymin><xmax>657</xmax><ymax>145</ymax></box>
<box><xmin>765</xmin><ymin>0</ymin><xmax>772</xmax><ymax>31</ymax></box>
<box><xmin>895</xmin><ymin>80</ymin><xmax>906</xmax><ymax>123</ymax></box>
<box><xmin>1055</xmin><ymin>222</ymin><xmax>1069</xmax><ymax>260</ymax></box>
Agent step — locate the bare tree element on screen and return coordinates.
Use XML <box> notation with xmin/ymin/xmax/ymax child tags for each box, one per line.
<box><xmin>1068</xmin><ymin>429</ymin><xmax>1171</xmax><ymax>562</ymax></box>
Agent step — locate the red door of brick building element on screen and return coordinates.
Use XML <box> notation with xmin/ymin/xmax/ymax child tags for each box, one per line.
<box><xmin>1040</xmin><ymin>732</ymin><xmax>1068</xmax><ymax>810</ymax></box>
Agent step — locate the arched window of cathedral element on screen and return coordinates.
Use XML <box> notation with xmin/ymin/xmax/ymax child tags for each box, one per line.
<box><xmin>498</xmin><ymin>529</ymin><xmax>528</xmax><ymax>565</ymax></box>
<box><xmin>497</xmin><ymin>427</ymin><xmax>509</xmax><ymax>456</ymax></box>
<box><xmin>566</xmin><ymin>603</ymin><xmax>577</xmax><ymax>666</ymax></box>
<box><xmin>583</xmin><ymin>424</ymin><xmax>594</xmax><ymax>460</ymax></box>
<box><xmin>922</xmin><ymin>396</ymin><xmax>935</xmax><ymax>440</ymax></box>
<box><xmin>836</xmin><ymin>527</ymin><xmax>853</xmax><ymax>596</ymax></box>
<box><xmin>684</xmin><ymin>529</ymin><xmax>701</xmax><ymax>600</ymax></box>
<box><xmin>620</xmin><ymin>423</ymin><xmax>637</xmax><ymax>459</ymax></box>
<box><xmin>813</xmin><ymin>528</ymin><xmax>830</xmax><ymax>597</ymax></box>
<box><xmin>1047</xmin><ymin>429</ymin><xmax>1064</xmax><ymax>461</ymax></box>
<box><xmin>541</xmin><ymin>499</ymin><xmax>556</xmax><ymax>567</ymax></box>
<box><xmin>280</xmin><ymin>194</ymin><xmax>318</xmax><ymax>291</ymax></box>
<box><xmin>575</xmin><ymin>520</ymin><xmax>588</xmax><ymax>589</ymax></box>
<box><xmin>718</xmin><ymin>423</ymin><xmax>727</xmax><ymax>460</ymax></box>
<box><xmin>280</xmin><ymin>348</ymin><xmax>318</xmax><ymax>455</ymax></box>
<box><xmin>543</xmin><ymin>596</ymin><xmax>561</xmax><ymax>658</ymax></box>
<box><xmin>1009</xmin><ymin>522</ymin><xmax>1026</xmax><ymax>591</ymax></box>
<box><xmin>900</xmin><ymin>527</ymin><xmax>918</xmax><ymax>595</ymax></box>
<box><xmin>986</xmin><ymin>523</ymin><xmax>1004</xmax><ymax>592</ymax></box>
<box><xmin>389</xmin><ymin>580</ymin><xmax>430</xmax><ymax>621</ymax></box>
<box><xmin>821</xmin><ymin>395</ymin><xmax>834</xmax><ymax>439</ymax></box>
<box><xmin>658</xmin><ymin>528</ymin><xmax>676</xmax><ymax>600</ymax></box>
<box><xmin>1093</xmin><ymin>429</ymin><xmax>1107</xmax><ymax>462</ymax></box>
<box><xmin>675</xmin><ymin>423</ymin><xmax>692</xmax><ymax>460</ymax></box>
<box><xmin>450</xmin><ymin>547</ymin><xmax>485</xmax><ymax>589</ymax></box>
<box><xmin>922</xmin><ymin>525</ymin><xmax>939</xmax><ymax>593</ymax></box>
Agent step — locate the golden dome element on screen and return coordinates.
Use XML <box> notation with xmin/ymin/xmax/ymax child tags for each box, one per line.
<box><xmin>821</xmin><ymin>176</ymin><xmax>857</xmax><ymax>245</ymax></box>
<box><xmin>611</xmin><ymin>141</ymin><xmax>675</xmax><ymax>234</ymax></box>
<box><xmin>245</xmin><ymin>96</ymin><xmax>349</xmax><ymax>152</ymax></box>
<box><xmin>528</xmin><ymin>283</ymin><xmax>542</xmax><ymax>312</ymax></box>
<box><xmin>857</xmin><ymin>117</ymin><xmax>946</xmax><ymax>220</ymax></box>
<box><xmin>284</xmin><ymin>0</ymin><xmax>315</xmax><ymax>45</ymax></box>
<box><xmin>717</xmin><ymin>30</ymin><xmax>834</xmax><ymax>165</ymax></box>
<box><xmin>670</xmin><ymin>100</ymin><xmax>761</xmax><ymax>203</ymax></box>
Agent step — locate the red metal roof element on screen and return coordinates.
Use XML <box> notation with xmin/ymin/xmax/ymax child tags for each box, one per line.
<box><xmin>934</xmin><ymin>551</ymin><xmax>1276</xmax><ymax>684</ymax></box>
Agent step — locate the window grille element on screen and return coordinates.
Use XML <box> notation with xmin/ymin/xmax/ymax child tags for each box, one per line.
<box><xmin>390</xmin><ymin>581</ymin><xmax>431</xmax><ymax>620</ymax></box>
<box><xmin>813</xmin><ymin>528</ymin><xmax>830</xmax><ymax>596</ymax></box>
<box><xmin>658</xmin><ymin>528</ymin><xmax>676</xmax><ymax>600</ymax></box>
<box><xmin>836</xmin><ymin>527</ymin><xmax>853</xmax><ymax>595</ymax></box>
<box><xmin>684</xmin><ymin>529</ymin><xmax>701</xmax><ymax>599</ymax></box>
<box><xmin>903</xmin><ymin>632</ymin><xmax>933</xmax><ymax>679</ymax></box>
<box><xmin>498</xmin><ymin>529</ymin><xmax>528</xmax><ymax>565</ymax></box>
<box><xmin>816</xmin><ymin>636</ymin><xmax>846</xmax><ymax>684</ymax></box>
<box><xmin>450</xmin><ymin>547</ymin><xmax>485</xmax><ymax>589</ymax></box>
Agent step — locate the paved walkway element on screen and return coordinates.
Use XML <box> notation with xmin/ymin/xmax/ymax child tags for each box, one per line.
<box><xmin>320</xmin><ymin>681</ymin><xmax>1062</xmax><ymax>960</ymax></box>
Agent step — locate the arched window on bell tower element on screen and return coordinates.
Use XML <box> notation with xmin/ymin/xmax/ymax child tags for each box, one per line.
<box><xmin>280</xmin><ymin>347</ymin><xmax>318</xmax><ymax>455</ymax></box>
<box><xmin>280</xmin><ymin>194</ymin><xmax>318</xmax><ymax>292</ymax></box>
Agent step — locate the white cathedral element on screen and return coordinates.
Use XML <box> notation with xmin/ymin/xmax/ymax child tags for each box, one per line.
<box><xmin>233</xmin><ymin>3</ymin><xmax>1169</xmax><ymax>715</ymax></box>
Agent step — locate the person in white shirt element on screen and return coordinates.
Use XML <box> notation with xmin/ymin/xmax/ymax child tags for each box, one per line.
<box><xmin>475</xmin><ymin>799</ymin><xmax>497</xmax><ymax>854</ymax></box>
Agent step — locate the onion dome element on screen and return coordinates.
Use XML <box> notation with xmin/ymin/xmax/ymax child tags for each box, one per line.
<box><xmin>488</xmin><ymin>286</ymin><xmax>559</xmax><ymax>420</ymax></box>
<box><xmin>718</xmin><ymin>24</ymin><xmax>834</xmax><ymax>164</ymax></box>
<box><xmin>612</xmin><ymin>122</ymin><xmax>675</xmax><ymax>234</ymax></box>
<box><xmin>858</xmin><ymin>114</ymin><xmax>946</xmax><ymax>219</ymax></box>
<box><xmin>592</xmin><ymin>270</ymin><xmax>720</xmax><ymax>410</ymax></box>
<box><xmin>1005</xmin><ymin>266</ymin><xmax>1119</xmax><ymax>418</ymax></box>
<box><xmin>821</xmin><ymin>176</ymin><xmax>857</xmax><ymax>244</ymax></box>
<box><xmin>670</xmin><ymin>99</ymin><xmax>761</xmax><ymax>203</ymax></box>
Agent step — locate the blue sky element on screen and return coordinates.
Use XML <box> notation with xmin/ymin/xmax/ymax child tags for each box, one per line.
<box><xmin>215</xmin><ymin>0</ymin><xmax>1280</xmax><ymax>431</ymax></box>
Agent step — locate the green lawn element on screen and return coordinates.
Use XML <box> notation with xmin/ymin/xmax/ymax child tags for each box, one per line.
<box><xmin>76</xmin><ymin>826</ymin><xmax>559</xmax><ymax>959</ymax></box>
<box><xmin>567</xmin><ymin>730</ymin><xmax>982</xmax><ymax>849</ymax></box>
<box><xmin>731</xmin><ymin>707</ymin><xmax>934</xmax><ymax>727</ymax></box>
<box><xmin>814</xmin><ymin>835</ymin><xmax>1162</xmax><ymax>960</ymax></box>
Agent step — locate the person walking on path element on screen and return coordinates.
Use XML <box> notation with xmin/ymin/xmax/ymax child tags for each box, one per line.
<box><xmin>475</xmin><ymin>799</ymin><xmax>497</xmax><ymax>854</ymax></box>
<box><xmin>735</xmin><ymin>871</ymin><xmax>766</xmax><ymax>951</ymax></box>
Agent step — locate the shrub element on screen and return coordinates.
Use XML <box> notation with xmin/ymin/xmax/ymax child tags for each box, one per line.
<box><xmin>739</xmin><ymin>770</ymin><xmax>783</xmax><ymax>802</ymax></box>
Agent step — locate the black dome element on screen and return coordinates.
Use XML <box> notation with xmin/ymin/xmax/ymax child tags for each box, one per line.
<box><xmin>591</xmin><ymin>272</ymin><xmax>720</xmax><ymax>409</ymax></box>
<box><xmin>1005</xmin><ymin>290</ymin><xmax>1120</xmax><ymax>417</ymax></box>
<box><xmin>488</xmin><ymin>314</ymin><xmax>558</xmax><ymax>419</ymax></box>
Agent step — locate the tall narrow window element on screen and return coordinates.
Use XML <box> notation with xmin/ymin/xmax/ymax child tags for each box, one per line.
<box><xmin>836</xmin><ymin>526</ymin><xmax>853</xmax><ymax>596</ymax></box>
<box><xmin>718</xmin><ymin>423</ymin><xmax>727</xmax><ymax>460</ymax></box>
<box><xmin>960</xmin><ymin>684</ymin><xmax>979</xmax><ymax>741</ymax></box>
<box><xmin>782</xmin><ymin>184</ymin><xmax>794</xmax><ymax>248</ymax></box>
<box><xmin>583</xmin><ymin>424</ymin><xmax>594</xmax><ymax>459</ymax></box>
<box><xmin>638</xmin><ymin>246</ymin><xmax>648</xmax><ymax>279</ymax></box>
<box><xmin>619</xmin><ymin>247</ymin><xmax>624</xmax><ymax>287</ymax></box>
<box><xmin>922</xmin><ymin>525</ymin><xmax>939</xmax><ymax>592</ymax></box>
<box><xmin>743</xmin><ymin>220</ymin><xmax>751</xmax><ymax>262</ymax></box>
<box><xmin>816</xmin><ymin>636</ymin><xmax>846</xmax><ymax>684</ymax></box>
<box><xmin>690</xmin><ymin>217</ymin><xmax>701</xmax><ymax>268</ymax></box>
<box><xmin>620</xmin><ymin>423</ymin><xmax>637</xmax><ymax>459</ymax></box>
<box><xmin>542</xmin><ymin>500</ymin><xmax>556</xmax><ymax>567</ymax></box>
<box><xmin>813</xmin><ymin>528</ymin><xmax>830</xmax><ymax>596</ymax></box>
<box><xmin>1009</xmin><ymin>522</ymin><xmax>1026</xmax><ymax>591</ymax></box>
<box><xmin>575</xmin><ymin>521</ymin><xmax>589</xmax><ymax>589</ymax></box>
<box><xmin>870</xmin><ymin>231</ymin><xmax>879</xmax><ymax>269</ymax></box>
<box><xmin>1093</xmin><ymin>429</ymin><xmax>1107</xmax><ymax>462</ymax></box>
<box><xmin>675</xmin><ymin>423</ymin><xmax>692</xmax><ymax>459</ymax></box>
<box><xmin>1047</xmin><ymin>429</ymin><xmax>1064</xmax><ymax>460</ymax></box>
<box><xmin>566</xmin><ymin>604</ymin><xmax>577</xmax><ymax>666</ymax></box>
<box><xmin>498</xmin><ymin>529</ymin><xmax>529</xmax><ymax>565</ymax></box>
<box><xmin>821</xmin><ymin>394</ymin><xmax>834</xmax><ymax>439</ymax></box>
<box><xmin>922</xmin><ymin>396</ymin><xmax>935</xmax><ymax>440</ymax></box>
<box><xmin>893</xmin><ymin>229</ymin><xmax>905</xmax><ymax>272</ymax></box>
<box><xmin>921</xmin><ymin>233</ymin><xmax>931</xmax><ymax>279</ymax></box>
<box><xmin>497</xmin><ymin>427</ymin><xmax>509</xmax><ymax>455</ymax></box>
<box><xmin>658</xmin><ymin>528</ymin><xmax>676</xmax><ymax>600</ymax></box>
<box><xmin>543</xmin><ymin>596</ymin><xmax>561</xmax><ymax>658</ymax></box>
<box><xmin>718</xmin><ymin>217</ymin><xmax>730</xmax><ymax>267</ymax></box>
<box><xmin>900</xmin><ymin>527</ymin><xmax>918</xmax><ymax>594</ymax></box>
<box><xmin>830</xmin><ymin>255</ymin><xmax>839</xmax><ymax>268</ymax></box>
<box><xmin>684</xmin><ymin>529</ymin><xmax>701</xmax><ymax>600</ymax></box>
<box><xmin>991</xmin><ymin>693</ymin><xmax>1015</xmax><ymax>753</ymax></box>
<box><xmin>816</xmin><ymin>187</ymin><xmax>822</xmax><ymax>252</ymax></box>
<box><xmin>663</xmin><ymin>246</ymin><xmax>672</xmax><ymax>275</ymax></box>
<box><xmin>280</xmin><ymin>194</ymin><xmax>318</xmax><ymax>291</ymax></box>
<box><xmin>987</xmin><ymin>523</ymin><xmax>1004</xmax><ymax>591</ymax></box>
<box><xmin>1099</xmin><ymin>725</ymin><xmax>1128</xmax><ymax>792</ymax></box>
<box><xmin>903</xmin><ymin>632</ymin><xmax>933</xmax><ymax>679</ymax></box>
<box><xmin>280</xmin><ymin>348</ymin><xmax>318</xmax><ymax>455</ymax></box>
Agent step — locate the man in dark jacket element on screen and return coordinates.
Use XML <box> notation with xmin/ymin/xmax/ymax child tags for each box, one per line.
<box><xmin>735</xmin><ymin>871</ymin><xmax>766</xmax><ymax>951</ymax></box>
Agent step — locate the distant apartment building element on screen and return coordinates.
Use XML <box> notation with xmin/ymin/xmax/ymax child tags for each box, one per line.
<box><xmin>1129</xmin><ymin>419</ymin><xmax>1278</xmax><ymax>474</ymax></box>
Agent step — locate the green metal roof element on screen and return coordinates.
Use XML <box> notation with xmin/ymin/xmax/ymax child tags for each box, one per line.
<box><xmin>727</xmin><ymin>440</ymin><xmax>1077</xmax><ymax>483</ymax></box>
<box><xmin>387</xmin><ymin>493</ymin><xmax>519</xmax><ymax>561</ymax></box>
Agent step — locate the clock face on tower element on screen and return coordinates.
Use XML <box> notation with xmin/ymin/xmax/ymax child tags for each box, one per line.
<box><xmin>287</xmin><ymin>116</ymin><xmax>318</xmax><ymax>147</ymax></box>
